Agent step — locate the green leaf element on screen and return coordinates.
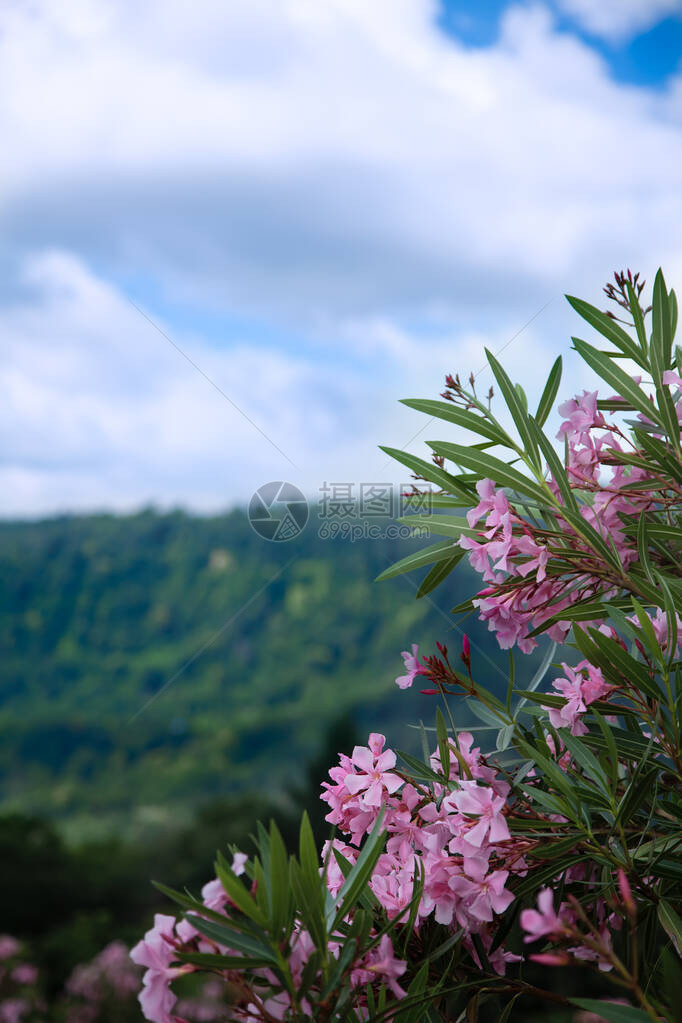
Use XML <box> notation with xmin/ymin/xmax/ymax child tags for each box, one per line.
<box><xmin>294</xmin><ymin>813</ymin><xmax>326</xmax><ymax>949</ymax></box>
<box><xmin>571</xmin><ymin>337</ymin><xmax>664</xmax><ymax>427</ymax></box>
<box><xmin>574</xmin><ymin>626</ymin><xmax>663</xmax><ymax>702</ymax></box>
<box><xmin>399</xmin><ymin>399</ymin><xmax>512</xmax><ymax>446</ymax></box>
<box><xmin>566</xmin><ymin>295</ymin><xmax>646</xmax><ymax>365</ymax></box>
<box><xmin>591</xmin><ymin>710</ymin><xmax>619</xmax><ymax>789</ymax></box>
<box><xmin>397</xmin><ymin>749</ymin><xmax>444</xmax><ymax>786</ymax></box>
<box><xmin>319</xmin><ymin>937</ymin><xmax>357</xmax><ymax>1001</ymax></box>
<box><xmin>215</xmin><ymin>852</ymin><xmax>267</xmax><ymax>928</ymax></box>
<box><xmin>152</xmin><ymin>882</ymin><xmax>236</xmax><ymax>927</ymax></box>
<box><xmin>535</xmin><ymin>356</ymin><xmax>563</xmax><ymax>427</ymax></box>
<box><xmin>656</xmin><ymin>573</ymin><xmax>679</xmax><ymax>664</ymax></box>
<box><xmin>379</xmin><ymin>445</ymin><xmax>474</xmax><ymax>501</ymax></box>
<box><xmin>558</xmin><ymin>505</ymin><xmax>623</xmax><ymax>573</ymax></box>
<box><xmin>435</xmin><ymin>707</ymin><xmax>451</xmax><ymax>778</ymax></box>
<box><xmin>329</xmin><ymin>810</ymin><xmax>386</xmax><ymax>933</ymax></box>
<box><xmin>671</xmin><ymin>288</ymin><xmax>678</xmax><ymax>339</ymax></box>
<box><xmin>626</xmin><ymin>281</ymin><xmax>648</xmax><ymax>353</ymax></box>
<box><xmin>571</xmin><ymin>1001</ymin><xmax>650</xmax><ymax>1023</ymax></box>
<box><xmin>485</xmin><ymin>348</ymin><xmax>541</xmax><ymax>467</ymax></box>
<box><xmin>559</xmin><ymin>732</ymin><xmax>611</xmax><ymax>797</ymax></box>
<box><xmin>416</xmin><ymin>552</ymin><xmax>465</xmax><ymax>597</ymax></box>
<box><xmin>394</xmin><ymin>962</ymin><xmax>430</xmax><ymax>1023</ymax></box>
<box><xmin>396</xmin><ymin>513</ymin><xmax>477</xmax><ymax>540</ymax></box>
<box><xmin>290</xmin><ymin>861</ymin><xmax>326</xmax><ymax>954</ymax></box>
<box><xmin>178</xmin><ymin>950</ymin><xmax>272</xmax><ymax>970</ymax></box>
<box><xmin>427</xmin><ymin>441</ymin><xmax>552</xmax><ymax>506</ymax></box>
<box><xmin>515</xmin><ymin>736</ymin><xmax>579</xmax><ymax>808</ymax></box>
<box><xmin>659</xmin><ymin>900</ymin><xmax>682</xmax><ymax>958</ymax></box>
<box><xmin>527</xmin><ymin>415</ymin><xmax>578</xmax><ymax>512</ymax></box>
<box><xmin>630</xmin><ymin>596</ymin><xmax>663</xmax><ymax>666</ymax></box>
<box><xmin>267</xmin><ymin>819</ymin><xmax>292</xmax><ymax>937</ymax></box>
<box><xmin>497</xmin><ymin>993</ymin><xmax>523</xmax><ymax>1023</ymax></box>
<box><xmin>186</xmin><ymin>914</ymin><xmax>278</xmax><ymax>962</ymax></box>
<box><xmin>514</xmin><ymin>640</ymin><xmax>557</xmax><ymax>717</ymax></box>
<box><xmin>375</xmin><ymin>539</ymin><xmax>462</xmax><ymax>582</ymax></box>
<box><xmin>653</xmin><ymin>268</ymin><xmax>674</xmax><ymax>368</ymax></box>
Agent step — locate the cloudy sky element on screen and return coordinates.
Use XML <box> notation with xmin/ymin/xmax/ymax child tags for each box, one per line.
<box><xmin>2</xmin><ymin>0</ymin><xmax>682</xmax><ymax>516</ymax></box>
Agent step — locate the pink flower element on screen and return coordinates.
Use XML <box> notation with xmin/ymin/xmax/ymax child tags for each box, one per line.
<box><xmin>10</xmin><ymin>964</ymin><xmax>38</xmax><ymax>986</ymax></box>
<box><xmin>629</xmin><ymin>607</ymin><xmax>682</xmax><ymax>656</ymax></box>
<box><xmin>450</xmin><ymin>864</ymin><xmax>514</xmax><ymax>923</ymax></box>
<box><xmin>201</xmin><ymin>878</ymin><xmax>228</xmax><ymax>912</ymax></box>
<box><xmin>0</xmin><ymin>1000</ymin><xmax>29</xmax><ymax>1023</ymax></box>
<box><xmin>450</xmin><ymin>782</ymin><xmax>511</xmax><ymax>847</ymax></box>
<box><xmin>557</xmin><ymin>390</ymin><xmax>604</xmax><ymax>444</ymax></box>
<box><xmin>344</xmin><ymin>734</ymin><xmax>402</xmax><ymax>807</ymax></box>
<box><xmin>466</xmin><ymin>479</ymin><xmax>510</xmax><ymax>530</ymax></box>
<box><xmin>354</xmin><ymin>935</ymin><xmax>407</xmax><ymax>999</ymax></box>
<box><xmin>0</xmin><ymin>937</ymin><xmax>20</xmax><ymax>961</ymax></box>
<box><xmin>546</xmin><ymin>662</ymin><xmax>611</xmax><ymax>735</ymax></box>
<box><xmin>520</xmin><ymin>889</ymin><xmax>570</xmax><ymax>942</ymax></box>
<box><xmin>663</xmin><ymin>369</ymin><xmax>682</xmax><ymax>390</ymax></box>
<box><xmin>395</xmin><ymin>643</ymin><xmax>422</xmax><ymax>689</ymax></box>
<box><xmin>232</xmin><ymin>851</ymin><xmax>248</xmax><ymax>876</ymax></box>
<box><xmin>130</xmin><ymin>914</ymin><xmax>191</xmax><ymax>1023</ymax></box>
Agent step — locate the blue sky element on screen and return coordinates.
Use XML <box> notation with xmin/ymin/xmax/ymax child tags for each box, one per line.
<box><xmin>440</xmin><ymin>0</ymin><xmax>682</xmax><ymax>86</ymax></box>
<box><xmin>2</xmin><ymin>0</ymin><xmax>682</xmax><ymax>515</ymax></box>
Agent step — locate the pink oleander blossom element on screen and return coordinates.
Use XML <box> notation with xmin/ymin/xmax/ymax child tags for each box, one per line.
<box><xmin>343</xmin><ymin>734</ymin><xmax>403</xmax><ymax>807</ymax></box>
<box><xmin>449</xmin><ymin>782</ymin><xmax>511</xmax><ymax>847</ymax></box>
<box><xmin>0</xmin><ymin>938</ymin><xmax>20</xmax><ymax>962</ymax></box>
<box><xmin>352</xmin><ymin>936</ymin><xmax>407</xmax><ymax>999</ymax></box>
<box><xmin>130</xmin><ymin>914</ymin><xmax>191</xmax><ymax>1023</ymax></box>
<box><xmin>628</xmin><ymin>607</ymin><xmax>682</xmax><ymax>656</ymax></box>
<box><xmin>545</xmin><ymin>662</ymin><xmax>612</xmax><ymax>735</ymax></box>
<box><xmin>520</xmin><ymin>889</ymin><xmax>572</xmax><ymax>942</ymax></box>
<box><xmin>557</xmin><ymin>390</ymin><xmax>605</xmax><ymax>444</ymax></box>
<box><xmin>9</xmin><ymin>965</ymin><xmax>37</xmax><ymax>986</ymax></box>
<box><xmin>395</xmin><ymin>643</ymin><xmax>422</xmax><ymax>689</ymax></box>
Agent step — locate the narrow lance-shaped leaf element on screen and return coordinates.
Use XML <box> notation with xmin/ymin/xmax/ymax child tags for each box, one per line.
<box><xmin>416</xmin><ymin>552</ymin><xmax>465</xmax><ymax>597</ymax></box>
<box><xmin>571</xmin><ymin>1000</ymin><xmax>653</xmax><ymax>1023</ymax></box>
<box><xmin>329</xmin><ymin>810</ymin><xmax>386</xmax><ymax>933</ymax></box>
<box><xmin>626</xmin><ymin>281</ymin><xmax>648</xmax><ymax>353</ymax></box>
<box><xmin>427</xmin><ymin>441</ymin><xmax>552</xmax><ymax>507</ymax></box>
<box><xmin>526</xmin><ymin>415</ymin><xmax>578</xmax><ymax>512</ymax></box>
<box><xmin>485</xmin><ymin>348</ymin><xmax>541</xmax><ymax>467</ymax></box>
<box><xmin>399</xmin><ymin>399</ymin><xmax>513</xmax><ymax>447</ymax></box>
<box><xmin>571</xmin><ymin>337</ymin><xmax>664</xmax><ymax>427</ymax></box>
<box><xmin>566</xmin><ymin>295</ymin><xmax>647</xmax><ymax>366</ymax></box>
<box><xmin>535</xmin><ymin>355</ymin><xmax>562</xmax><ymax>427</ymax></box>
<box><xmin>658</xmin><ymin>900</ymin><xmax>682</xmax><ymax>958</ymax></box>
<box><xmin>379</xmin><ymin>445</ymin><xmax>474</xmax><ymax>501</ymax></box>
<box><xmin>375</xmin><ymin>539</ymin><xmax>463</xmax><ymax>582</ymax></box>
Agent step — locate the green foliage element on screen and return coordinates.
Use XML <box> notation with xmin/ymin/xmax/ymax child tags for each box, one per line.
<box><xmin>0</xmin><ymin>509</ymin><xmax>515</xmax><ymax>837</ymax></box>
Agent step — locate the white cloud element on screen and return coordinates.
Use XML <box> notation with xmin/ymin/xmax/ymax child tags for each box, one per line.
<box><xmin>555</xmin><ymin>0</ymin><xmax>681</xmax><ymax>43</ymax></box>
<box><xmin>1</xmin><ymin>0</ymin><xmax>681</xmax><ymax>320</ymax></box>
<box><xmin>1</xmin><ymin>0</ymin><xmax>682</xmax><ymax>512</ymax></box>
<box><xmin>2</xmin><ymin>251</ymin><xmax>587</xmax><ymax>515</ymax></box>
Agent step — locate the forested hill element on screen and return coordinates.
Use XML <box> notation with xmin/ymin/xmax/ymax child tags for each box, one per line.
<box><xmin>0</xmin><ymin>509</ymin><xmax>541</xmax><ymax>842</ymax></box>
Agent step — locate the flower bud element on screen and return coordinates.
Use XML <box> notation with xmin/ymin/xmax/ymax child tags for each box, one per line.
<box><xmin>617</xmin><ymin>868</ymin><xmax>636</xmax><ymax>920</ymax></box>
<box><xmin>530</xmin><ymin>952</ymin><xmax>571</xmax><ymax>966</ymax></box>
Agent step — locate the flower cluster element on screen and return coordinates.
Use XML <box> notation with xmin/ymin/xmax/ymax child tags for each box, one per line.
<box><xmin>458</xmin><ymin>373</ymin><xmax>681</xmax><ymax>654</ymax></box>
<box><xmin>65</xmin><ymin>942</ymin><xmax>142</xmax><ymax>1023</ymax></box>
<box><xmin>322</xmin><ymin>732</ymin><xmax>523</xmax><ymax>973</ymax></box>
<box><xmin>0</xmin><ymin>937</ymin><xmax>43</xmax><ymax>1023</ymax></box>
<box><xmin>128</xmin><ymin>271</ymin><xmax>682</xmax><ymax>1022</ymax></box>
<box><xmin>544</xmin><ymin>661</ymin><xmax>612</xmax><ymax>735</ymax></box>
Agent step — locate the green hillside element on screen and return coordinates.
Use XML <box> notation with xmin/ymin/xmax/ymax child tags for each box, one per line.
<box><xmin>0</xmin><ymin>509</ymin><xmax>540</xmax><ymax>842</ymax></box>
